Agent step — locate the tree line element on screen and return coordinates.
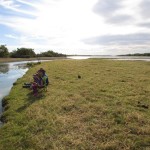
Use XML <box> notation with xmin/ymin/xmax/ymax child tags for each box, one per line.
<box><xmin>121</xmin><ymin>53</ymin><xmax>150</xmax><ymax>56</ymax></box>
<box><xmin>0</xmin><ymin>45</ymin><xmax>66</xmax><ymax>58</ymax></box>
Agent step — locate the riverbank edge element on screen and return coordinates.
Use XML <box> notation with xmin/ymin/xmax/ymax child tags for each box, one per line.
<box><xmin>0</xmin><ymin>57</ymin><xmax>67</xmax><ymax>63</ymax></box>
<box><xmin>0</xmin><ymin>80</ymin><xmax>20</xmax><ymax>123</ymax></box>
<box><xmin>0</xmin><ymin>97</ymin><xmax>8</xmax><ymax>123</ymax></box>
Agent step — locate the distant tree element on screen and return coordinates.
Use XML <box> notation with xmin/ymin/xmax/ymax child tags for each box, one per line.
<box><xmin>0</xmin><ymin>45</ymin><xmax>9</xmax><ymax>58</ymax></box>
<box><xmin>37</xmin><ymin>50</ymin><xmax>66</xmax><ymax>57</ymax></box>
<box><xmin>119</xmin><ymin>53</ymin><xmax>150</xmax><ymax>56</ymax></box>
<box><xmin>10</xmin><ymin>48</ymin><xmax>36</xmax><ymax>58</ymax></box>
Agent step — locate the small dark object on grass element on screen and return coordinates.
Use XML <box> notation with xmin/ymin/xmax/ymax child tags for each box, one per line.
<box><xmin>137</xmin><ymin>102</ymin><xmax>149</xmax><ymax>109</ymax></box>
<box><xmin>22</xmin><ymin>83</ymin><xmax>31</xmax><ymax>88</ymax></box>
<box><xmin>22</xmin><ymin>85</ymin><xmax>30</xmax><ymax>88</ymax></box>
<box><xmin>141</xmin><ymin>105</ymin><xmax>149</xmax><ymax>109</ymax></box>
<box><xmin>78</xmin><ymin>75</ymin><xmax>81</xmax><ymax>79</ymax></box>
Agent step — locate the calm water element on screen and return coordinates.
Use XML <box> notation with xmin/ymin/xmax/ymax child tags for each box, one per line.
<box><xmin>68</xmin><ymin>55</ymin><xmax>150</xmax><ymax>61</ymax></box>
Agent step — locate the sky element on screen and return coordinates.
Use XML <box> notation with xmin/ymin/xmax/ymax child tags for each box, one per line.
<box><xmin>0</xmin><ymin>0</ymin><xmax>150</xmax><ymax>55</ymax></box>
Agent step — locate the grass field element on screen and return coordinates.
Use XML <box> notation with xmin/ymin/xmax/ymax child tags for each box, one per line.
<box><xmin>0</xmin><ymin>59</ymin><xmax>150</xmax><ymax>150</ymax></box>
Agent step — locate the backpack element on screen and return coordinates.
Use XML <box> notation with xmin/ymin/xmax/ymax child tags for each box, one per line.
<box><xmin>42</xmin><ymin>75</ymin><xmax>49</xmax><ymax>86</ymax></box>
<box><xmin>46</xmin><ymin>76</ymin><xmax>49</xmax><ymax>86</ymax></box>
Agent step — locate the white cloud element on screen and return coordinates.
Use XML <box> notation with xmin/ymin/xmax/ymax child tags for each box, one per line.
<box><xmin>15</xmin><ymin>0</ymin><xmax>40</xmax><ymax>8</ymax></box>
<box><xmin>0</xmin><ymin>0</ymin><xmax>37</xmax><ymax>16</ymax></box>
<box><xmin>1</xmin><ymin>0</ymin><xmax>102</xmax><ymax>52</ymax></box>
<box><xmin>0</xmin><ymin>0</ymin><xmax>19</xmax><ymax>8</ymax></box>
<box><xmin>83</xmin><ymin>33</ymin><xmax>150</xmax><ymax>45</ymax></box>
<box><xmin>5</xmin><ymin>34</ymin><xmax>18</xmax><ymax>39</ymax></box>
<box><xmin>139</xmin><ymin>0</ymin><xmax>150</xmax><ymax>18</ymax></box>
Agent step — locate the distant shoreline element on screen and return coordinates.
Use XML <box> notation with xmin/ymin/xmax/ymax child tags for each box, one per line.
<box><xmin>0</xmin><ymin>57</ymin><xmax>67</xmax><ymax>63</ymax></box>
<box><xmin>0</xmin><ymin>55</ymin><xmax>150</xmax><ymax>63</ymax></box>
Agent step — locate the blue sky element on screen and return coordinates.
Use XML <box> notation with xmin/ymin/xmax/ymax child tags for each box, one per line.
<box><xmin>0</xmin><ymin>0</ymin><xmax>150</xmax><ymax>55</ymax></box>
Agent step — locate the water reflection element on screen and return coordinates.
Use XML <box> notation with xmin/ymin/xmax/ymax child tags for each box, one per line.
<box><xmin>0</xmin><ymin>63</ymin><xmax>9</xmax><ymax>74</ymax></box>
<box><xmin>68</xmin><ymin>55</ymin><xmax>150</xmax><ymax>61</ymax></box>
<box><xmin>0</xmin><ymin>62</ymin><xmax>28</xmax><ymax>126</ymax></box>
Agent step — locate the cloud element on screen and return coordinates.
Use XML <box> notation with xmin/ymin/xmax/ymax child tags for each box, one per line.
<box><xmin>0</xmin><ymin>0</ymin><xmax>100</xmax><ymax>50</ymax></box>
<box><xmin>135</xmin><ymin>0</ymin><xmax>150</xmax><ymax>29</ymax></box>
<box><xmin>1</xmin><ymin>0</ymin><xmax>150</xmax><ymax>55</ymax></box>
<box><xmin>83</xmin><ymin>33</ymin><xmax>150</xmax><ymax>45</ymax></box>
<box><xmin>5</xmin><ymin>34</ymin><xmax>18</xmax><ymax>39</ymax></box>
<box><xmin>140</xmin><ymin>0</ymin><xmax>150</xmax><ymax>18</ymax></box>
<box><xmin>0</xmin><ymin>0</ymin><xmax>38</xmax><ymax>16</ymax></box>
<box><xmin>138</xmin><ymin>22</ymin><xmax>150</xmax><ymax>28</ymax></box>
<box><xmin>106</xmin><ymin>14</ymin><xmax>134</xmax><ymax>24</ymax></box>
<box><xmin>93</xmin><ymin>0</ymin><xmax>122</xmax><ymax>17</ymax></box>
<box><xmin>93</xmin><ymin>0</ymin><xmax>139</xmax><ymax>25</ymax></box>
<box><xmin>15</xmin><ymin>0</ymin><xmax>40</xmax><ymax>8</ymax></box>
<box><xmin>104</xmin><ymin>45</ymin><xmax>150</xmax><ymax>55</ymax></box>
<box><xmin>0</xmin><ymin>0</ymin><xmax>19</xmax><ymax>8</ymax></box>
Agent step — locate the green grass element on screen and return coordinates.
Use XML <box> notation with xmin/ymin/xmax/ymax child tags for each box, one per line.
<box><xmin>0</xmin><ymin>59</ymin><xmax>150</xmax><ymax>150</ymax></box>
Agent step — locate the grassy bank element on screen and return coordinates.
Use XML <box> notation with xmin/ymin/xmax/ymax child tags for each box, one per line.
<box><xmin>0</xmin><ymin>59</ymin><xmax>150</xmax><ymax>150</ymax></box>
<box><xmin>0</xmin><ymin>57</ymin><xmax>67</xmax><ymax>63</ymax></box>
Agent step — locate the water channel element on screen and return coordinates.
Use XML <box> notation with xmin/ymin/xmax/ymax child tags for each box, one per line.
<box><xmin>0</xmin><ymin>61</ymin><xmax>30</xmax><ymax>126</ymax></box>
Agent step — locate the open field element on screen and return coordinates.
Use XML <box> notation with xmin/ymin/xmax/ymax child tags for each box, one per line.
<box><xmin>0</xmin><ymin>59</ymin><xmax>150</xmax><ymax>150</ymax></box>
<box><xmin>0</xmin><ymin>57</ymin><xmax>67</xmax><ymax>63</ymax></box>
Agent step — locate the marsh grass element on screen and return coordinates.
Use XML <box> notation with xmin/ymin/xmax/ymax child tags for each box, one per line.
<box><xmin>0</xmin><ymin>59</ymin><xmax>150</xmax><ymax>150</ymax></box>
